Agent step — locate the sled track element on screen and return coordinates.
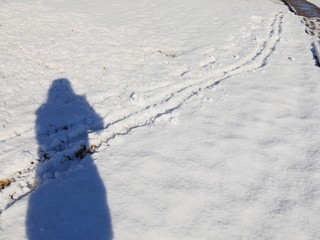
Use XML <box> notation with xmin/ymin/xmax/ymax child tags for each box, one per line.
<box><xmin>96</xmin><ymin>12</ymin><xmax>283</xmax><ymax>146</ymax></box>
<box><xmin>0</xmin><ymin>12</ymin><xmax>284</xmax><ymax>214</ymax></box>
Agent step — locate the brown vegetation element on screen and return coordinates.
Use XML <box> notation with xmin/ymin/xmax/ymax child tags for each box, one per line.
<box><xmin>0</xmin><ymin>179</ymin><xmax>12</xmax><ymax>190</ymax></box>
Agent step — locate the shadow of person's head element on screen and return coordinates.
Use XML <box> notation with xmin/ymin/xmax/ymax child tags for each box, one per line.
<box><xmin>47</xmin><ymin>78</ymin><xmax>75</xmax><ymax>103</ymax></box>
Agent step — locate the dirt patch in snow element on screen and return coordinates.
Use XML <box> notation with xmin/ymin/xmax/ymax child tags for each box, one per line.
<box><xmin>282</xmin><ymin>0</ymin><xmax>320</xmax><ymax>18</ymax></box>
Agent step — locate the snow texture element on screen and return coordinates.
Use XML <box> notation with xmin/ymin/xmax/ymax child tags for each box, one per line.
<box><xmin>1</xmin><ymin>0</ymin><xmax>320</xmax><ymax>239</ymax></box>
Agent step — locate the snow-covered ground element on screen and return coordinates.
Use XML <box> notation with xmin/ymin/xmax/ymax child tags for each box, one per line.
<box><xmin>1</xmin><ymin>0</ymin><xmax>320</xmax><ymax>239</ymax></box>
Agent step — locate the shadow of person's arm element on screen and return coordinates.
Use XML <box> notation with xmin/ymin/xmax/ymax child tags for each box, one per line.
<box><xmin>81</xmin><ymin>95</ymin><xmax>104</xmax><ymax>133</ymax></box>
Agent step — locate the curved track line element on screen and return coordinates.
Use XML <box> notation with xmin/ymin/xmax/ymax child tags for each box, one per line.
<box><xmin>94</xmin><ymin>12</ymin><xmax>283</xmax><ymax>147</ymax></box>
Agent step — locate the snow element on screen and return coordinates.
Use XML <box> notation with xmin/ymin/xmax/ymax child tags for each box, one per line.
<box><xmin>1</xmin><ymin>0</ymin><xmax>320</xmax><ymax>239</ymax></box>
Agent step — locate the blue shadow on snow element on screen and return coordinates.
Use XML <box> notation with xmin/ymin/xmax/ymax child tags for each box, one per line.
<box><xmin>26</xmin><ymin>79</ymin><xmax>113</xmax><ymax>240</ymax></box>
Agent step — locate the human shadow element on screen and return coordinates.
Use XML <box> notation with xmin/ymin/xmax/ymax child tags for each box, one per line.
<box><xmin>26</xmin><ymin>79</ymin><xmax>113</xmax><ymax>240</ymax></box>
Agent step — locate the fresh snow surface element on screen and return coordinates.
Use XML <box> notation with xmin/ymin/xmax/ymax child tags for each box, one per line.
<box><xmin>1</xmin><ymin>0</ymin><xmax>320</xmax><ymax>239</ymax></box>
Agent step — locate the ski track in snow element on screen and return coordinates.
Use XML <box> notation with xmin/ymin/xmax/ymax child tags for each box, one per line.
<box><xmin>0</xmin><ymin>12</ymin><xmax>284</xmax><ymax>214</ymax></box>
<box><xmin>93</xmin><ymin>12</ymin><xmax>284</xmax><ymax>147</ymax></box>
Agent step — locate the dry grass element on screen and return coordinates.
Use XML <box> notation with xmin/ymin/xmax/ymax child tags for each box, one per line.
<box><xmin>0</xmin><ymin>179</ymin><xmax>11</xmax><ymax>190</ymax></box>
